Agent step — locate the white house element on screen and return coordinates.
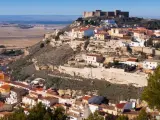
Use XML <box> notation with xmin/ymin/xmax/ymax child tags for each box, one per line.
<box><xmin>68</xmin><ymin>108</ymin><xmax>83</xmax><ymax>120</ymax></box>
<box><xmin>88</xmin><ymin>104</ymin><xmax>99</xmax><ymax>113</ymax></box>
<box><xmin>38</xmin><ymin>97</ymin><xmax>58</xmax><ymax>107</ymax></box>
<box><xmin>59</xmin><ymin>97</ymin><xmax>76</xmax><ymax>105</ymax></box>
<box><xmin>85</xmin><ymin>54</ymin><xmax>104</xmax><ymax>67</ymax></box>
<box><xmin>143</xmin><ymin>59</ymin><xmax>160</xmax><ymax>70</ymax></box>
<box><xmin>133</xmin><ymin>32</ymin><xmax>148</xmax><ymax>40</ymax></box>
<box><xmin>5</xmin><ymin>88</ymin><xmax>28</xmax><ymax>105</ymax></box>
<box><xmin>110</xmin><ymin>28</ymin><xmax>128</xmax><ymax>38</ymax></box>
<box><xmin>5</xmin><ymin>90</ymin><xmax>18</xmax><ymax>105</ymax></box>
<box><xmin>103</xmin><ymin>19</ymin><xmax>116</xmax><ymax>26</ymax></box>
<box><xmin>100</xmin><ymin>104</ymin><xmax>117</xmax><ymax>115</ymax></box>
<box><xmin>59</xmin><ymin>32</ymin><xmax>72</xmax><ymax>40</ymax></box>
<box><xmin>71</xmin><ymin>27</ymin><xmax>94</xmax><ymax>39</ymax></box>
<box><xmin>22</xmin><ymin>95</ymin><xmax>37</xmax><ymax>108</ymax></box>
<box><xmin>129</xmin><ymin>41</ymin><xmax>145</xmax><ymax>47</ymax></box>
<box><xmin>94</xmin><ymin>31</ymin><xmax>110</xmax><ymax>40</ymax></box>
<box><xmin>132</xmin><ymin>31</ymin><xmax>151</xmax><ymax>47</ymax></box>
<box><xmin>154</xmin><ymin>30</ymin><xmax>160</xmax><ymax>37</ymax></box>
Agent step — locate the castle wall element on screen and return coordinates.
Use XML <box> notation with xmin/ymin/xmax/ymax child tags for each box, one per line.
<box><xmin>83</xmin><ymin>10</ymin><xmax>129</xmax><ymax>18</ymax></box>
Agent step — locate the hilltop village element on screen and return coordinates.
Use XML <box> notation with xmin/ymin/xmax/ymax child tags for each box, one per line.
<box><xmin>0</xmin><ymin>10</ymin><xmax>160</xmax><ymax>120</ymax></box>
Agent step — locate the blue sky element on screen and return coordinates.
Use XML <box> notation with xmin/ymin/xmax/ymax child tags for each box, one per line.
<box><xmin>0</xmin><ymin>0</ymin><xmax>160</xmax><ymax>17</ymax></box>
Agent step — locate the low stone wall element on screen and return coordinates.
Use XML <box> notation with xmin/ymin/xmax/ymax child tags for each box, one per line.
<box><xmin>59</xmin><ymin>66</ymin><xmax>148</xmax><ymax>87</ymax></box>
<box><xmin>131</xmin><ymin>47</ymin><xmax>160</xmax><ymax>55</ymax></box>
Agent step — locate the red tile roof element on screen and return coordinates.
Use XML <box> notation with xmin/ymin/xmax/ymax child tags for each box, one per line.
<box><xmin>54</xmin><ymin>103</ymin><xmax>65</xmax><ymax>107</ymax></box>
<box><xmin>47</xmin><ymin>90</ymin><xmax>58</xmax><ymax>95</ymax></box>
<box><xmin>100</xmin><ymin>104</ymin><xmax>115</xmax><ymax>110</ymax></box>
<box><xmin>32</xmin><ymin>87</ymin><xmax>44</xmax><ymax>92</ymax></box>
<box><xmin>116</xmin><ymin>103</ymin><xmax>126</xmax><ymax>109</ymax></box>
<box><xmin>39</xmin><ymin>96</ymin><xmax>58</xmax><ymax>101</ymax></box>
<box><xmin>80</xmin><ymin>27</ymin><xmax>90</xmax><ymax>32</ymax></box>
<box><xmin>82</xmin><ymin>95</ymin><xmax>91</xmax><ymax>101</ymax></box>
<box><xmin>0</xmin><ymin>84</ymin><xmax>10</xmax><ymax>90</ymax></box>
<box><xmin>127</xmin><ymin>58</ymin><xmax>138</xmax><ymax>62</ymax></box>
<box><xmin>0</xmin><ymin>102</ymin><xmax>4</xmax><ymax>107</ymax></box>
<box><xmin>96</xmin><ymin>31</ymin><xmax>109</xmax><ymax>35</ymax></box>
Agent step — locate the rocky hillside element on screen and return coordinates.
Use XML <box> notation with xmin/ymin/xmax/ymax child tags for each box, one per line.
<box><xmin>9</xmin><ymin>40</ymin><xmax>74</xmax><ymax>80</ymax></box>
<box><xmin>36</xmin><ymin>44</ymin><xmax>74</xmax><ymax>66</ymax></box>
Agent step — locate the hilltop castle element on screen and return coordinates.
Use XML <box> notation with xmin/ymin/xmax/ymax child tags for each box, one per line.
<box><xmin>83</xmin><ymin>10</ymin><xmax>129</xmax><ymax>18</ymax></box>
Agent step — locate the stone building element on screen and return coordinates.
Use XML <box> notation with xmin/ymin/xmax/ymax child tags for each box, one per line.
<box><xmin>83</xmin><ymin>10</ymin><xmax>129</xmax><ymax>18</ymax></box>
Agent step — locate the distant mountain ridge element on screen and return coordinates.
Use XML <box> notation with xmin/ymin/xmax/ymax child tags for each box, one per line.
<box><xmin>0</xmin><ymin>15</ymin><xmax>81</xmax><ymax>22</ymax></box>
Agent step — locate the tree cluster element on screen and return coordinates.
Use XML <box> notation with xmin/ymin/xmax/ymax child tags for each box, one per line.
<box><xmin>0</xmin><ymin>103</ymin><xmax>67</xmax><ymax>120</ymax></box>
<box><xmin>142</xmin><ymin>66</ymin><xmax>160</xmax><ymax>110</ymax></box>
<box><xmin>84</xmin><ymin>111</ymin><xmax>104</xmax><ymax>120</ymax></box>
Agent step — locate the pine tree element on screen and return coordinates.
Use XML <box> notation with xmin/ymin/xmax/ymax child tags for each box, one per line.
<box><xmin>116</xmin><ymin>115</ymin><xmax>129</xmax><ymax>120</ymax></box>
<box><xmin>136</xmin><ymin>109</ymin><xmax>149</xmax><ymax>120</ymax></box>
<box><xmin>85</xmin><ymin>111</ymin><xmax>104</xmax><ymax>120</ymax></box>
<box><xmin>0</xmin><ymin>103</ymin><xmax>67</xmax><ymax>120</ymax></box>
<box><xmin>142</xmin><ymin>66</ymin><xmax>160</xmax><ymax>110</ymax></box>
<box><xmin>53</xmin><ymin>107</ymin><xmax>67</xmax><ymax>120</ymax></box>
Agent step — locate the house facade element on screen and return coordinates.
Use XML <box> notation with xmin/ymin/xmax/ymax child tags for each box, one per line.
<box><xmin>71</xmin><ymin>28</ymin><xmax>94</xmax><ymax>39</ymax></box>
<box><xmin>124</xmin><ymin>58</ymin><xmax>138</xmax><ymax>66</ymax></box>
<box><xmin>104</xmin><ymin>20</ymin><xmax>116</xmax><ymax>25</ymax></box>
<box><xmin>94</xmin><ymin>31</ymin><xmax>110</xmax><ymax>40</ymax></box>
<box><xmin>143</xmin><ymin>60</ymin><xmax>159</xmax><ymax>70</ymax></box>
<box><xmin>38</xmin><ymin>97</ymin><xmax>59</xmax><ymax>107</ymax></box>
<box><xmin>5</xmin><ymin>90</ymin><xmax>18</xmax><ymax>105</ymax></box>
<box><xmin>0</xmin><ymin>84</ymin><xmax>10</xmax><ymax>96</ymax></box>
<box><xmin>154</xmin><ymin>30</ymin><xmax>160</xmax><ymax>37</ymax></box>
<box><xmin>129</xmin><ymin>41</ymin><xmax>145</xmax><ymax>47</ymax></box>
<box><xmin>22</xmin><ymin>95</ymin><xmax>37</xmax><ymax>108</ymax></box>
<box><xmin>0</xmin><ymin>73</ymin><xmax>4</xmax><ymax>81</ymax></box>
<box><xmin>85</xmin><ymin>54</ymin><xmax>104</xmax><ymax>67</ymax></box>
<box><xmin>110</xmin><ymin>28</ymin><xmax>128</xmax><ymax>38</ymax></box>
<box><xmin>100</xmin><ymin>104</ymin><xmax>118</xmax><ymax>115</ymax></box>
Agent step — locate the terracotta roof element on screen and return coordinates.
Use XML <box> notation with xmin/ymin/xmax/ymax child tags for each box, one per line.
<box><xmin>100</xmin><ymin>104</ymin><xmax>115</xmax><ymax>110</ymax></box>
<box><xmin>54</xmin><ymin>103</ymin><xmax>65</xmax><ymax>107</ymax></box>
<box><xmin>0</xmin><ymin>84</ymin><xmax>10</xmax><ymax>90</ymax></box>
<box><xmin>116</xmin><ymin>103</ymin><xmax>126</xmax><ymax>109</ymax></box>
<box><xmin>0</xmin><ymin>102</ymin><xmax>4</xmax><ymax>107</ymax></box>
<box><xmin>133</xmin><ymin>28</ymin><xmax>153</xmax><ymax>36</ymax></box>
<box><xmin>39</xmin><ymin>96</ymin><xmax>58</xmax><ymax>101</ymax></box>
<box><xmin>0</xmin><ymin>73</ymin><xmax>4</xmax><ymax>80</ymax></box>
<box><xmin>150</xmin><ymin>111</ymin><xmax>160</xmax><ymax>116</ymax></box>
<box><xmin>32</xmin><ymin>87</ymin><xmax>44</xmax><ymax>92</ymax></box>
<box><xmin>127</xmin><ymin>58</ymin><xmax>138</xmax><ymax>62</ymax></box>
<box><xmin>47</xmin><ymin>89</ymin><xmax>58</xmax><ymax>95</ymax></box>
<box><xmin>96</xmin><ymin>31</ymin><xmax>109</xmax><ymax>35</ymax></box>
<box><xmin>82</xmin><ymin>95</ymin><xmax>91</xmax><ymax>101</ymax></box>
<box><xmin>80</xmin><ymin>27</ymin><xmax>90</xmax><ymax>32</ymax></box>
